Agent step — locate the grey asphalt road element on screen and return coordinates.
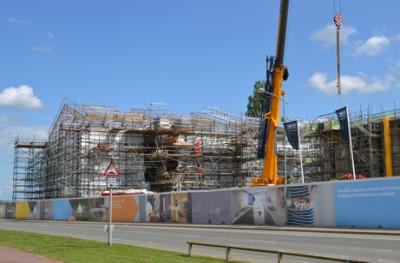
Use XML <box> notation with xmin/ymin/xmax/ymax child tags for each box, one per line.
<box><xmin>0</xmin><ymin>220</ymin><xmax>399</xmax><ymax>263</ymax></box>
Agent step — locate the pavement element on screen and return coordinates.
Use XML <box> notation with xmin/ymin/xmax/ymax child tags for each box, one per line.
<box><xmin>1</xmin><ymin>219</ymin><xmax>399</xmax><ymax>263</ymax></box>
<box><xmin>0</xmin><ymin>246</ymin><xmax>62</xmax><ymax>263</ymax></box>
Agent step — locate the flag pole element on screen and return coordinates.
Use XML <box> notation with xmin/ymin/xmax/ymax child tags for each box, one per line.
<box><xmin>346</xmin><ymin>106</ymin><xmax>356</xmax><ymax>180</ymax></box>
<box><xmin>297</xmin><ymin>121</ymin><xmax>305</xmax><ymax>183</ymax></box>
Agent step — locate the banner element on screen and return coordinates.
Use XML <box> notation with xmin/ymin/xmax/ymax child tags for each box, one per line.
<box><xmin>284</xmin><ymin>120</ymin><xmax>299</xmax><ymax>150</ymax></box>
<box><xmin>256</xmin><ymin>119</ymin><xmax>268</xmax><ymax>159</ymax></box>
<box><xmin>336</xmin><ymin>107</ymin><xmax>350</xmax><ymax>140</ymax></box>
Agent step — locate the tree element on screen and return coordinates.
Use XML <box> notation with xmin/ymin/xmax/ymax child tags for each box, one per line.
<box><xmin>246</xmin><ymin>80</ymin><xmax>269</xmax><ymax>117</ymax></box>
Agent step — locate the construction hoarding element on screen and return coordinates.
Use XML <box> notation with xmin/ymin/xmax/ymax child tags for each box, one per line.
<box><xmin>335</xmin><ymin>178</ymin><xmax>400</xmax><ymax>228</ymax></box>
<box><xmin>1</xmin><ymin>178</ymin><xmax>400</xmax><ymax>228</ymax></box>
<box><xmin>111</xmin><ymin>196</ymin><xmax>139</xmax><ymax>222</ymax></box>
<box><xmin>192</xmin><ymin>190</ymin><xmax>232</xmax><ymax>224</ymax></box>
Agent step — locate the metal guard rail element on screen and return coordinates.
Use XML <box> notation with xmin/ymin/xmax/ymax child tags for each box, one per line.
<box><xmin>187</xmin><ymin>240</ymin><xmax>371</xmax><ymax>263</ymax></box>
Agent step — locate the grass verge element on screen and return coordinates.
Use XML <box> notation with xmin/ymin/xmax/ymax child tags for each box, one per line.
<box><xmin>0</xmin><ymin>229</ymin><xmax>230</xmax><ymax>263</ymax></box>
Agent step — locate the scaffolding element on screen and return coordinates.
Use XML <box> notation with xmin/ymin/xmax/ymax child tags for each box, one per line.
<box><xmin>13</xmin><ymin>139</ymin><xmax>46</xmax><ymax>200</ymax></box>
<box><xmin>15</xmin><ymin>103</ymin><xmax>260</xmax><ymax>199</ymax></box>
<box><xmin>12</xmin><ymin>102</ymin><xmax>400</xmax><ymax>200</ymax></box>
<box><xmin>281</xmin><ymin>108</ymin><xmax>400</xmax><ymax>183</ymax></box>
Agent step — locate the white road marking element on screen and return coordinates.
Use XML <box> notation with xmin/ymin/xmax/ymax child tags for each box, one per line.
<box><xmin>247</xmin><ymin>239</ymin><xmax>277</xmax><ymax>243</ymax></box>
<box><xmin>179</xmin><ymin>234</ymin><xmax>201</xmax><ymax>238</ymax></box>
<box><xmin>112</xmin><ymin>224</ymin><xmax>400</xmax><ymax>241</ymax></box>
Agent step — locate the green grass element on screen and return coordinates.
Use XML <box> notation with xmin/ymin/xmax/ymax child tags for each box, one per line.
<box><xmin>0</xmin><ymin>229</ymin><xmax>230</xmax><ymax>263</ymax></box>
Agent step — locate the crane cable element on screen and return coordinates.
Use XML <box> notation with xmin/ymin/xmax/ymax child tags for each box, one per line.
<box><xmin>333</xmin><ymin>0</ymin><xmax>343</xmax><ymax>95</ymax></box>
<box><xmin>333</xmin><ymin>0</ymin><xmax>342</xmax><ymax>16</ymax></box>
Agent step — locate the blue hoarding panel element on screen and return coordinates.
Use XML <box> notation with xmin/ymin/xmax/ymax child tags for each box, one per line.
<box><xmin>336</xmin><ymin>179</ymin><xmax>400</xmax><ymax>228</ymax></box>
<box><xmin>53</xmin><ymin>199</ymin><xmax>73</xmax><ymax>221</ymax></box>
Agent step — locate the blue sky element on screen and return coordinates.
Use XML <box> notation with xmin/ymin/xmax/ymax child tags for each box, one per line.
<box><xmin>1</xmin><ymin>0</ymin><xmax>399</xmax><ymax>199</ymax></box>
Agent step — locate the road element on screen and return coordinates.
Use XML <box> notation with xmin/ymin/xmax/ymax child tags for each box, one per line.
<box><xmin>0</xmin><ymin>220</ymin><xmax>399</xmax><ymax>263</ymax></box>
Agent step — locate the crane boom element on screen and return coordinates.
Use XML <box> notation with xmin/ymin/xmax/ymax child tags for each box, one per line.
<box><xmin>252</xmin><ymin>0</ymin><xmax>290</xmax><ymax>186</ymax></box>
<box><xmin>275</xmin><ymin>0</ymin><xmax>290</xmax><ymax>66</ymax></box>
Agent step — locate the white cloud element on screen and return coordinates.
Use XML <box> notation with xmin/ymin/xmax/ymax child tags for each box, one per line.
<box><xmin>356</xmin><ymin>35</ymin><xmax>390</xmax><ymax>56</ymax></box>
<box><xmin>0</xmin><ymin>114</ymin><xmax>48</xmax><ymax>154</ymax></box>
<box><xmin>309</xmin><ymin>72</ymin><xmax>393</xmax><ymax>95</ymax></box>
<box><xmin>0</xmin><ymin>115</ymin><xmax>48</xmax><ymax>150</ymax></box>
<box><xmin>7</xmin><ymin>17</ymin><xmax>29</xmax><ymax>25</ymax></box>
<box><xmin>391</xmin><ymin>33</ymin><xmax>400</xmax><ymax>42</ymax></box>
<box><xmin>393</xmin><ymin>61</ymin><xmax>400</xmax><ymax>72</ymax></box>
<box><xmin>310</xmin><ymin>24</ymin><xmax>357</xmax><ymax>47</ymax></box>
<box><xmin>33</xmin><ymin>32</ymin><xmax>55</xmax><ymax>53</ymax></box>
<box><xmin>48</xmin><ymin>30</ymin><xmax>55</xmax><ymax>40</ymax></box>
<box><xmin>8</xmin><ymin>17</ymin><xmax>21</xmax><ymax>23</ymax></box>
<box><xmin>0</xmin><ymin>85</ymin><xmax>43</xmax><ymax>109</ymax></box>
<box><xmin>32</xmin><ymin>44</ymin><xmax>53</xmax><ymax>53</ymax></box>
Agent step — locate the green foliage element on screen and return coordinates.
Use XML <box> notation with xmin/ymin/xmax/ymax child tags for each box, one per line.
<box><xmin>0</xmin><ymin>229</ymin><xmax>231</xmax><ymax>263</ymax></box>
<box><xmin>246</xmin><ymin>80</ymin><xmax>269</xmax><ymax>117</ymax></box>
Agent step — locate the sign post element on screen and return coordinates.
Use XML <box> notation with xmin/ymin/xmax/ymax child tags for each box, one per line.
<box><xmin>103</xmin><ymin>159</ymin><xmax>120</xmax><ymax>247</ymax></box>
<box><xmin>108</xmin><ymin>185</ymin><xmax>113</xmax><ymax>246</ymax></box>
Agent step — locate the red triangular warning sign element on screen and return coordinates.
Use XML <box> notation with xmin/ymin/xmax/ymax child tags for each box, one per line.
<box><xmin>103</xmin><ymin>160</ymin><xmax>120</xmax><ymax>176</ymax></box>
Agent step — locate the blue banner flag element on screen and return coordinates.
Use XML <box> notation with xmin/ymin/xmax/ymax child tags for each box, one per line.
<box><xmin>284</xmin><ymin>120</ymin><xmax>299</xmax><ymax>150</ymax></box>
<box><xmin>336</xmin><ymin>107</ymin><xmax>350</xmax><ymax>140</ymax></box>
<box><xmin>256</xmin><ymin>118</ymin><xmax>267</xmax><ymax>159</ymax></box>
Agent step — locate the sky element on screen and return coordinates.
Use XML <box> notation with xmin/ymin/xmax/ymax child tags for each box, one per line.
<box><xmin>1</xmin><ymin>0</ymin><xmax>399</xmax><ymax>199</ymax></box>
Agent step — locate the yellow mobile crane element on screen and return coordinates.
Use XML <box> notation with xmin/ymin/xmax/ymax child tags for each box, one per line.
<box><xmin>252</xmin><ymin>0</ymin><xmax>290</xmax><ymax>186</ymax></box>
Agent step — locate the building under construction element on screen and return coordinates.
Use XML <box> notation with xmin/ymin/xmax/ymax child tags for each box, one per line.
<box><xmin>282</xmin><ymin>108</ymin><xmax>400</xmax><ymax>183</ymax></box>
<box><xmin>13</xmin><ymin>103</ymin><xmax>261</xmax><ymax>199</ymax></box>
<box><xmin>13</xmin><ymin>102</ymin><xmax>400</xmax><ymax>200</ymax></box>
